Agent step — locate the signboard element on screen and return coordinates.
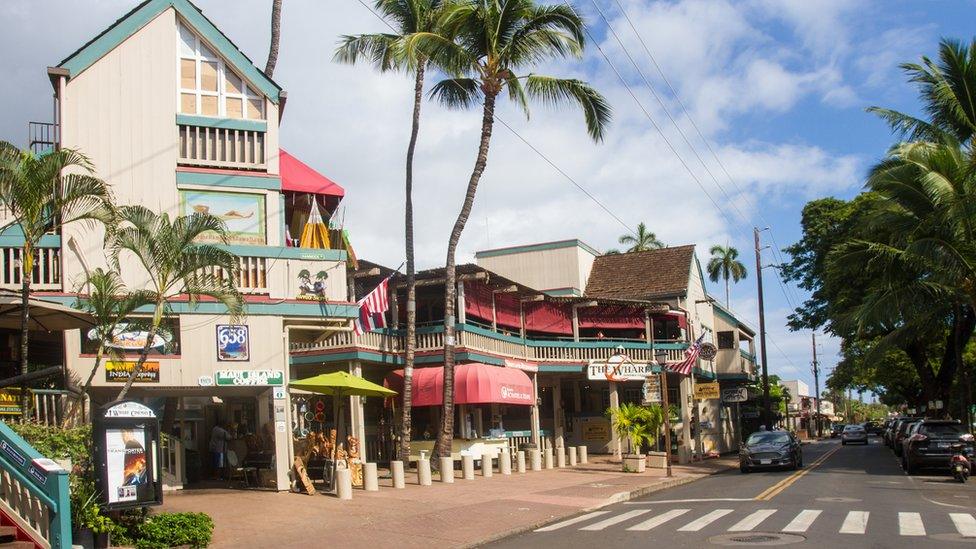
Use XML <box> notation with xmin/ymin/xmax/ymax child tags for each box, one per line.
<box><xmin>94</xmin><ymin>401</ymin><xmax>162</xmax><ymax>510</ymax></box>
<box><xmin>587</xmin><ymin>356</ymin><xmax>653</xmax><ymax>382</ymax></box>
<box><xmin>642</xmin><ymin>375</ymin><xmax>662</xmax><ymax>404</ymax></box>
<box><xmin>742</xmin><ymin>411</ymin><xmax>760</xmax><ymax>419</ymax></box>
<box><xmin>180</xmin><ymin>189</ymin><xmax>266</xmax><ymax>245</ymax></box>
<box><xmin>721</xmin><ymin>387</ymin><xmax>748</xmax><ymax>403</ymax></box>
<box><xmin>88</xmin><ymin>325</ymin><xmax>168</xmax><ymax>351</ymax></box>
<box><xmin>215</xmin><ymin>369</ymin><xmax>284</xmax><ymax>386</ymax></box>
<box><xmin>105</xmin><ymin>361</ymin><xmax>160</xmax><ymax>383</ymax></box>
<box><xmin>699</xmin><ymin>342</ymin><xmax>717</xmax><ymax>361</ymax></box>
<box><xmin>504</xmin><ymin>359</ymin><xmax>539</xmax><ymax>373</ymax></box>
<box><xmin>0</xmin><ymin>389</ymin><xmax>21</xmax><ymax>415</ymax></box>
<box><xmin>216</xmin><ymin>325</ymin><xmax>250</xmax><ymax>361</ymax></box>
<box><xmin>582</xmin><ymin>419</ymin><xmax>611</xmax><ymax>441</ymax></box>
<box><xmin>693</xmin><ymin>382</ymin><xmax>720</xmax><ymax>400</ymax></box>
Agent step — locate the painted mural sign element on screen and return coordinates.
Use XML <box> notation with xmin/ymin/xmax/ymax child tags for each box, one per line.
<box><xmin>0</xmin><ymin>389</ymin><xmax>21</xmax><ymax>415</ymax></box>
<box><xmin>179</xmin><ymin>189</ymin><xmax>266</xmax><ymax>245</ymax></box>
<box><xmin>88</xmin><ymin>324</ymin><xmax>168</xmax><ymax>351</ymax></box>
<box><xmin>215</xmin><ymin>369</ymin><xmax>283</xmax><ymax>386</ymax></box>
<box><xmin>105</xmin><ymin>361</ymin><xmax>160</xmax><ymax>383</ymax></box>
<box><xmin>216</xmin><ymin>325</ymin><xmax>250</xmax><ymax>361</ymax></box>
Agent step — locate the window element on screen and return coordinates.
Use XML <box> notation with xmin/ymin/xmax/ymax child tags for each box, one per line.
<box><xmin>717</xmin><ymin>331</ymin><xmax>735</xmax><ymax>349</ymax></box>
<box><xmin>178</xmin><ymin>22</ymin><xmax>264</xmax><ymax>120</ymax></box>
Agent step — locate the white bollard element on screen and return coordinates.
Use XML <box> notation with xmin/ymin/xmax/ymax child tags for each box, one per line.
<box><xmin>568</xmin><ymin>446</ymin><xmax>578</xmax><ymax>467</ymax></box>
<box><xmin>578</xmin><ymin>446</ymin><xmax>588</xmax><ymax>464</ymax></box>
<box><xmin>363</xmin><ymin>463</ymin><xmax>379</xmax><ymax>491</ymax></box>
<box><xmin>517</xmin><ymin>450</ymin><xmax>527</xmax><ymax>473</ymax></box>
<box><xmin>439</xmin><ymin>457</ymin><xmax>454</xmax><ymax>483</ymax></box>
<box><xmin>531</xmin><ymin>449</ymin><xmax>542</xmax><ymax>471</ymax></box>
<box><xmin>482</xmin><ymin>453</ymin><xmax>494</xmax><ymax>477</ymax></box>
<box><xmin>544</xmin><ymin>448</ymin><xmax>554</xmax><ymax>469</ymax></box>
<box><xmin>391</xmin><ymin>460</ymin><xmax>405</xmax><ymax>489</ymax></box>
<box><xmin>500</xmin><ymin>449</ymin><xmax>512</xmax><ymax>475</ymax></box>
<box><xmin>556</xmin><ymin>447</ymin><xmax>566</xmax><ymax>468</ymax></box>
<box><xmin>336</xmin><ymin>468</ymin><xmax>353</xmax><ymax>500</ymax></box>
<box><xmin>418</xmin><ymin>458</ymin><xmax>432</xmax><ymax>486</ymax></box>
<box><xmin>462</xmin><ymin>454</ymin><xmax>475</xmax><ymax>480</ymax></box>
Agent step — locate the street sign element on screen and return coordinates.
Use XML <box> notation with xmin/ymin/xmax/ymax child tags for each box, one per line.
<box><xmin>694</xmin><ymin>382</ymin><xmax>720</xmax><ymax>400</ymax></box>
<box><xmin>721</xmin><ymin>387</ymin><xmax>748</xmax><ymax>403</ymax></box>
<box><xmin>642</xmin><ymin>376</ymin><xmax>662</xmax><ymax>404</ymax></box>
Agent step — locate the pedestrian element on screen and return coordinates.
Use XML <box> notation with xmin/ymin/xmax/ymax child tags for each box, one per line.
<box><xmin>209</xmin><ymin>421</ymin><xmax>234</xmax><ymax>480</ymax></box>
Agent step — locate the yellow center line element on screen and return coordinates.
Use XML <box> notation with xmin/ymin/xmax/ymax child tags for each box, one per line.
<box><xmin>754</xmin><ymin>445</ymin><xmax>841</xmax><ymax>501</ymax></box>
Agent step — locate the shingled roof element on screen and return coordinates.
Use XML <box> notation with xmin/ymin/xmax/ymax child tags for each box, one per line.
<box><xmin>585</xmin><ymin>245</ymin><xmax>697</xmax><ymax>300</ymax></box>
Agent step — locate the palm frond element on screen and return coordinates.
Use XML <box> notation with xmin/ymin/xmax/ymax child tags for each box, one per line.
<box><xmin>524</xmin><ymin>75</ymin><xmax>611</xmax><ymax>141</ymax></box>
<box><xmin>334</xmin><ymin>33</ymin><xmax>405</xmax><ymax>72</ymax></box>
<box><xmin>429</xmin><ymin>77</ymin><xmax>481</xmax><ymax>108</ymax></box>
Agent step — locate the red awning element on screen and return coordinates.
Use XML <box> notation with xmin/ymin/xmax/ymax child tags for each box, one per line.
<box><xmin>385</xmin><ymin>363</ymin><xmax>534</xmax><ymax>407</ymax></box>
<box><xmin>280</xmin><ymin>149</ymin><xmax>345</xmax><ymax>197</ymax></box>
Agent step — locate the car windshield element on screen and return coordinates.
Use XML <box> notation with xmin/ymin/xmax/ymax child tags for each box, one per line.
<box><xmin>921</xmin><ymin>424</ymin><xmax>967</xmax><ymax>436</ymax></box>
<box><xmin>746</xmin><ymin>432</ymin><xmax>790</xmax><ymax>445</ymax></box>
<box><xmin>844</xmin><ymin>425</ymin><xmax>863</xmax><ymax>432</ymax></box>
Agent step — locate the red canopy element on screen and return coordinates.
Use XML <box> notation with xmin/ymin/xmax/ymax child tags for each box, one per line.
<box><xmin>385</xmin><ymin>363</ymin><xmax>534</xmax><ymax>407</ymax></box>
<box><xmin>280</xmin><ymin>149</ymin><xmax>345</xmax><ymax>197</ymax></box>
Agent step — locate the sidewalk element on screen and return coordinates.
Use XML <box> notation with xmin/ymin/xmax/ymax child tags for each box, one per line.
<box><xmin>159</xmin><ymin>455</ymin><xmax>736</xmax><ymax>548</ymax></box>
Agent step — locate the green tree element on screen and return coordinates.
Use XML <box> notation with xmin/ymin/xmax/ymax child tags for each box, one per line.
<box><xmin>706</xmin><ymin>244</ymin><xmax>747</xmax><ymax>307</ymax></box>
<box><xmin>411</xmin><ymin>0</ymin><xmax>611</xmax><ymax>456</ymax></box>
<box><xmin>335</xmin><ymin>0</ymin><xmax>451</xmax><ymax>463</ymax></box>
<box><xmin>0</xmin><ymin>143</ymin><xmax>113</xmax><ymax>416</ymax></box>
<box><xmin>606</xmin><ymin>403</ymin><xmax>661</xmax><ymax>455</ymax></box>
<box><xmin>618</xmin><ymin>222</ymin><xmax>664</xmax><ymax>253</ymax></box>
<box><xmin>108</xmin><ymin>206</ymin><xmax>243</xmax><ymax>400</ymax></box>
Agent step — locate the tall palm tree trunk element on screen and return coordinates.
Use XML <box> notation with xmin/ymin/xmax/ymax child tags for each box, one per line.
<box><xmin>725</xmin><ymin>277</ymin><xmax>730</xmax><ymax>309</ymax></box>
<box><xmin>437</xmin><ymin>92</ymin><xmax>497</xmax><ymax>457</ymax></box>
<box><xmin>264</xmin><ymin>0</ymin><xmax>282</xmax><ymax>77</ymax></box>
<box><xmin>117</xmin><ymin>304</ymin><xmax>163</xmax><ymax>401</ymax></box>
<box><xmin>399</xmin><ymin>64</ymin><xmax>425</xmax><ymax>462</ymax></box>
<box><xmin>19</xmin><ymin>246</ymin><xmax>32</xmax><ymax>420</ymax></box>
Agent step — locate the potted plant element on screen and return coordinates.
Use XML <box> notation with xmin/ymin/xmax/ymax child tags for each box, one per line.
<box><xmin>70</xmin><ymin>476</ymin><xmax>112</xmax><ymax>549</ymax></box>
<box><xmin>641</xmin><ymin>404</ymin><xmax>668</xmax><ymax>469</ymax></box>
<box><xmin>607</xmin><ymin>403</ymin><xmax>656</xmax><ymax>473</ymax></box>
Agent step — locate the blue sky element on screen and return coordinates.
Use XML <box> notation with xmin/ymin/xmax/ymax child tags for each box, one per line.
<box><xmin>0</xmin><ymin>0</ymin><xmax>971</xmax><ymax>397</ymax></box>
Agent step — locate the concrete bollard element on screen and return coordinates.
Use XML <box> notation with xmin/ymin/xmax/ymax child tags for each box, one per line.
<box><xmin>556</xmin><ymin>447</ymin><xmax>566</xmax><ymax>468</ymax></box>
<box><xmin>462</xmin><ymin>454</ymin><xmax>475</xmax><ymax>480</ymax></box>
<box><xmin>568</xmin><ymin>446</ymin><xmax>578</xmax><ymax>467</ymax></box>
<box><xmin>363</xmin><ymin>462</ymin><xmax>379</xmax><ymax>491</ymax></box>
<box><xmin>439</xmin><ymin>457</ymin><xmax>455</xmax><ymax>483</ymax></box>
<box><xmin>337</xmin><ymin>468</ymin><xmax>353</xmax><ymax>500</ymax></box>
<box><xmin>578</xmin><ymin>446</ymin><xmax>588</xmax><ymax>464</ymax></box>
<box><xmin>418</xmin><ymin>458</ymin><xmax>432</xmax><ymax>486</ymax></box>
<box><xmin>391</xmin><ymin>460</ymin><xmax>405</xmax><ymax>489</ymax></box>
<box><xmin>544</xmin><ymin>448</ymin><xmax>554</xmax><ymax>469</ymax></box>
<box><xmin>500</xmin><ymin>449</ymin><xmax>512</xmax><ymax>475</ymax></box>
<box><xmin>530</xmin><ymin>449</ymin><xmax>542</xmax><ymax>471</ymax></box>
<box><xmin>516</xmin><ymin>450</ymin><xmax>527</xmax><ymax>473</ymax></box>
<box><xmin>482</xmin><ymin>453</ymin><xmax>494</xmax><ymax>477</ymax></box>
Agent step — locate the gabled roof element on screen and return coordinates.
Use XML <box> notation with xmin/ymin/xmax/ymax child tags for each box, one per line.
<box><xmin>585</xmin><ymin>245</ymin><xmax>697</xmax><ymax>300</ymax></box>
<box><xmin>57</xmin><ymin>0</ymin><xmax>282</xmax><ymax>103</ymax></box>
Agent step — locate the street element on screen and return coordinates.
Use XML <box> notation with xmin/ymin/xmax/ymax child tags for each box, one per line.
<box><xmin>489</xmin><ymin>437</ymin><xmax>976</xmax><ymax>547</ymax></box>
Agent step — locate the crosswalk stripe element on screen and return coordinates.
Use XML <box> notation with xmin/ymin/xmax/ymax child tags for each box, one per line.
<box><xmin>579</xmin><ymin>510</ymin><xmax>651</xmax><ymax>531</ymax></box>
<box><xmin>535</xmin><ymin>511</ymin><xmax>610</xmax><ymax>532</ymax></box>
<box><xmin>782</xmin><ymin>510</ymin><xmax>822</xmax><ymax>533</ymax></box>
<box><xmin>899</xmin><ymin>512</ymin><xmax>925</xmax><ymax>536</ymax></box>
<box><xmin>626</xmin><ymin>509</ymin><xmax>691</xmax><ymax>531</ymax></box>
<box><xmin>728</xmin><ymin>510</ymin><xmax>777</xmax><ymax>532</ymax></box>
<box><xmin>677</xmin><ymin>509</ymin><xmax>734</xmax><ymax>532</ymax></box>
<box><xmin>950</xmin><ymin>513</ymin><xmax>976</xmax><ymax>538</ymax></box>
<box><xmin>839</xmin><ymin>511</ymin><xmax>869</xmax><ymax>534</ymax></box>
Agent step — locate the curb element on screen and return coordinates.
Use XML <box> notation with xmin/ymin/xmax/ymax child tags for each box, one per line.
<box><xmin>466</xmin><ymin>463</ymin><xmax>736</xmax><ymax>547</ymax></box>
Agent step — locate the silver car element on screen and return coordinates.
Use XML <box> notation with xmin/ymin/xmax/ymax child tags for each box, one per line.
<box><xmin>842</xmin><ymin>424</ymin><xmax>868</xmax><ymax>445</ymax></box>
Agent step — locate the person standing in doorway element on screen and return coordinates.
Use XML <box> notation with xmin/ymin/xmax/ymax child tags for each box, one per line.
<box><xmin>209</xmin><ymin>422</ymin><xmax>233</xmax><ymax>480</ymax></box>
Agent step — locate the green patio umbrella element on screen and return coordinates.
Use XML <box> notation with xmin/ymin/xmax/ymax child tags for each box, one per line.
<box><xmin>289</xmin><ymin>371</ymin><xmax>396</xmax><ymax>491</ymax></box>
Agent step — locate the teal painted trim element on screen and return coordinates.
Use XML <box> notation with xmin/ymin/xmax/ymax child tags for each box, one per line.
<box><xmin>717</xmin><ymin>372</ymin><xmax>753</xmax><ymax>380</ymax></box>
<box><xmin>459</xmin><ymin>323</ymin><xmax>525</xmax><ymax>345</ymax></box>
<box><xmin>458</xmin><ymin>352</ymin><xmax>505</xmax><ymax>366</ymax></box>
<box><xmin>176</xmin><ymin>114</ymin><xmax>268</xmax><ymax>132</ymax></box>
<box><xmin>475</xmin><ymin>238</ymin><xmax>601</xmax><ymax>258</ymax></box>
<box><xmin>694</xmin><ymin>368</ymin><xmax>716</xmax><ymax>380</ymax></box>
<box><xmin>39</xmin><ymin>295</ymin><xmax>359</xmax><ymax>318</ymax></box>
<box><xmin>538</xmin><ymin>364</ymin><xmax>583</xmax><ymax>373</ymax></box>
<box><xmin>292</xmin><ymin>350</ymin><xmax>402</xmax><ymax>366</ymax></box>
<box><xmin>0</xmin><ymin>230</ymin><xmax>61</xmax><ymax>248</ymax></box>
<box><xmin>214</xmin><ymin>244</ymin><xmax>346</xmax><ymax>261</ymax></box>
<box><xmin>712</xmin><ymin>306</ymin><xmax>737</xmax><ymax>325</ymax></box>
<box><xmin>531</xmin><ymin>339</ymin><xmax>688</xmax><ymax>350</ymax></box>
<box><xmin>59</xmin><ymin>0</ymin><xmax>281</xmax><ymax>103</ymax></box>
<box><xmin>542</xmin><ymin>287</ymin><xmax>581</xmax><ymax>297</ymax></box>
<box><xmin>739</xmin><ymin>349</ymin><xmax>756</xmax><ymax>361</ymax></box>
<box><xmin>279</xmin><ymin>194</ymin><xmax>286</xmax><ymax>244</ymax></box>
<box><xmin>176</xmin><ymin>170</ymin><xmax>279</xmax><ymax>190</ymax></box>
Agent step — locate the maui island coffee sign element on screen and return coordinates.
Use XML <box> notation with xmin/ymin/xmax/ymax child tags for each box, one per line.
<box><xmin>215</xmin><ymin>369</ymin><xmax>284</xmax><ymax>387</ymax></box>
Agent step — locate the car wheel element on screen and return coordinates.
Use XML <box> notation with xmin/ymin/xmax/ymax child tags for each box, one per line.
<box><xmin>906</xmin><ymin>456</ymin><xmax>917</xmax><ymax>474</ymax></box>
<box><xmin>798</xmin><ymin>455</ymin><xmax>803</xmax><ymax>468</ymax></box>
<box><xmin>740</xmin><ymin>465</ymin><xmax>749</xmax><ymax>474</ymax></box>
<box><xmin>791</xmin><ymin>457</ymin><xmax>798</xmax><ymax>471</ymax></box>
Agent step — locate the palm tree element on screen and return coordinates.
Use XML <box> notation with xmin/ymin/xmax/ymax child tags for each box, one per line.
<box><xmin>618</xmin><ymin>222</ymin><xmax>664</xmax><ymax>252</ymax></box>
<box><xmin>0</xmin><ymin>143</ymin><xmax>113</xmax><ymax>416</ymax></box>
<box><xmin>706</xmin><ymin>244</ymin><xmax>747</xmax><ymax>307</ymax></box>
<box><xmin>411</xmin><ymin>0</ymin><xmax>611</xmax><ymax>457</ymax></box>
<box><xmin>74</xmin><ymin>268</ymin><xmax>152</xmax><ymax>413</ymax></box>
<box><xmin>108</xmin><ymin>206</ymin><xmax>244</xmax><ymax>400</ymax></box>
<box><xmin>264</xmin><ymin>0</ymin><xmax>283</xmax><ymax>77</ymax></box>
<box><xmin>335</xmin><ymin>0</ymin><xmax>449</xmax><ymax>462</ymax></box>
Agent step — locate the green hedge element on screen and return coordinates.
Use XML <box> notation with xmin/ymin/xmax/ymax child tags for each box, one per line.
<box><xmin>134</xmin><ymin>512</ymin><xmax>214</xmax><ymax>549</ymax></box>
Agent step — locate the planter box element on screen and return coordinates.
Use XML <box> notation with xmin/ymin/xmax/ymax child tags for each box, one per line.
<box><xmin>622</xmin><ymin>454</ymin><xmax>646</xmax><ymax>473</ymax></box>
<box><xmin>645</xmin><ymin>451</ymin><xmax>667</xmax><ymax>469</ymax></box>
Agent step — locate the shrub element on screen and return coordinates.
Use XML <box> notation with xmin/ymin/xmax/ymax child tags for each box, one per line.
<box><xmin>135</xmin><ymin>512</ymin><xmax>214</xmax><ymax>549</ymax></box>
<box><xmin>9</xmin><ymin>423</ymin><xmax>92</xmax><ymax>470</ymax></box>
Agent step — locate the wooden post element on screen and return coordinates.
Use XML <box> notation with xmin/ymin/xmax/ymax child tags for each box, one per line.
<box><xmin>661</xmin><ymin>371</ymin><xmax>673</xmax><ymax>477</ymax></box>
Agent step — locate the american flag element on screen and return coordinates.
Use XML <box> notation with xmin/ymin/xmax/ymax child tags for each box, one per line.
<box><xmin>353</xmin><ymin>275</ymin><xmax>392</xmax><ymax>335</ymax></box>
<box><xmin>667</xmin><ymin>333</ymin><xmax>705</xmax><ymax>376</ymax></box>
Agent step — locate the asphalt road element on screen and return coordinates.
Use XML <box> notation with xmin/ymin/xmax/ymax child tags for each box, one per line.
<box><xmin>488</xmin><ymin>437</ymin><xmax>976</xmax><ymax>548</ymax></box>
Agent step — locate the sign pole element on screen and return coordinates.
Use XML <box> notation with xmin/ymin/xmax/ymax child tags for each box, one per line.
<box><xmin>660</xmin><ymin>371</ymin><xmax>672</xmax><ymax>478</ymax></box>
<box><xmin>735</xmin><ymin>401</ymin><xmax>743</xmax><ymax>450</ymax></box>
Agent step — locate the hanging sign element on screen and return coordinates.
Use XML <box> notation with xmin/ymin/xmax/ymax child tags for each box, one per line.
<box><xmin>693</xmin><ymin>382</ymin><xmax>720</xmax><ymax>400</ymax></box>
<box><xmin>105</xmin><ymin>361</ymin><xmax>159</xmax><ymax>383</ymax></box>
<box><xmin>215</xmin><ymin>369</ymin><xmax>284</xmax><ymax>386</ymax></box>
<box><xmin>699</xmin><ymin>342</ymin><xmax>718</xmax><ymax>361</ymax></box>
<box><xmin>504</xmin><ymin>359</ymin><xmax>538</xmax><ymax>373</ymax></box>
<box><xmin>216</xmin><ymin>325</ymin><xmax>250</xmax><ymax>361</ymax></box>
<box><xmin>721</xmin><ymin>387</ymin><xmax>748</xmax><ymax>403</ymax></box>
<box><xmin>642</xmin><ymin>376</ymin><xmax>662</xmax><ymax>404</ymax></box>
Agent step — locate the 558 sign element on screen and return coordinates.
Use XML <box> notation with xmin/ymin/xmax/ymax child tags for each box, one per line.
<box><xmin>216</xmin><ymin>325</ymin><xmax>249</xmax><ymax>361</ymax></box>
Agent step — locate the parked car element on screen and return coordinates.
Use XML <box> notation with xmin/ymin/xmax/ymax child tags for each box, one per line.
<box><xmin>740</xmin><ymin>430</ymin><xmax>803</xmax><ymax>473</ymax></box>
<box><xmin>902</xmin><ymin>420</ymin><xmax>974</xmax><ymax>473</ymax></box>
<box><xmin>863</xmin><ymin>421</ymin><xmax>883</xmax><ymax>436</ymax></box>
<box><xmin>884</xmin><ymin>418</ymin><xmax>904</xmax><ymax>447</ymax></box>
<box><xmin>893</xmin><ymin>418</ymin><xmax>922</xmax><ymax>456</ymax></box>
<box><xmin>830</xmin><ymin>424</ymin><xmax>845</xmax><ymax>438</ymax></box>
<box><xmin>842</xmin><ymin>424</ymin><xmax>868</xmax><ymax>445</ymax></box>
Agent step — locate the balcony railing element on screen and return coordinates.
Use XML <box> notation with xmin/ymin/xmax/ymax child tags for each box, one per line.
<box><xmin>203</xmin><ymin>255</ymin><xmax>269</xmax><ymax>294</ymax></box>
<box><xmin>178</xmin><ymin>123</ymin><xmax>265</xmax><ymax>170</ymax></box>
<box><xmin>28</xmin><ymin>122</ymin><xmax>59</xmax><ymax>155</ymax></box>
<box><xmin>0</xmin><ymin>247</ymin><xmax>61</xmax><ymax>291</ymax></box>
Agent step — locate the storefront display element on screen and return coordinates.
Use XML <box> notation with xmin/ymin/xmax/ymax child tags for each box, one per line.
<box><xmin>94</xmin><ymin>401</ymin><xmax>162</xmax><ymax>510</ymax></box>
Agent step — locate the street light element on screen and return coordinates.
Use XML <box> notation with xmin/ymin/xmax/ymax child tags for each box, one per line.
<box><xmin>655</xmin><ymin>350</ymin><xmax>673</xmax><ymax>478</ymax></box>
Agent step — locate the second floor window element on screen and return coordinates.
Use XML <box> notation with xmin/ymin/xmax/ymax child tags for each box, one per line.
<box><xmin>178</xmin><ymin>22</ymin><xmax>264</xmax><ymax>120</ymax></box>
<box><xmin>717</xmin><ymin>331</ymin><xmax>735</xmax><ymax>349</ymax></box>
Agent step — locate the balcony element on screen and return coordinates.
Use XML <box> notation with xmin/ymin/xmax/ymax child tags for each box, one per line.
<box><xmin>178</xmin><ymin>119</ymin><xmax>266</xmax><ymax>171</ymax></box>
<box><xmin>0</xmin><ymin>246</ymin><xmax>61</xmax><ymax>291</ymax></box>
<box><xmin>28</xmin><ymin>122</ymin><xmax>59</xmax><ymax>156</ymax></box>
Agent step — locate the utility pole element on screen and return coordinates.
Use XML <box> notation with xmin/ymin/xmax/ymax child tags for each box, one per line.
<box><xmin>813</xmin><ymin>332</ymin><xmax>822</xmax><ymax>438</ymax></box>
<box><xmin>754</xmin><ymin>227</ymin><xmax>772</xmax><ymax>430</ymax></box>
